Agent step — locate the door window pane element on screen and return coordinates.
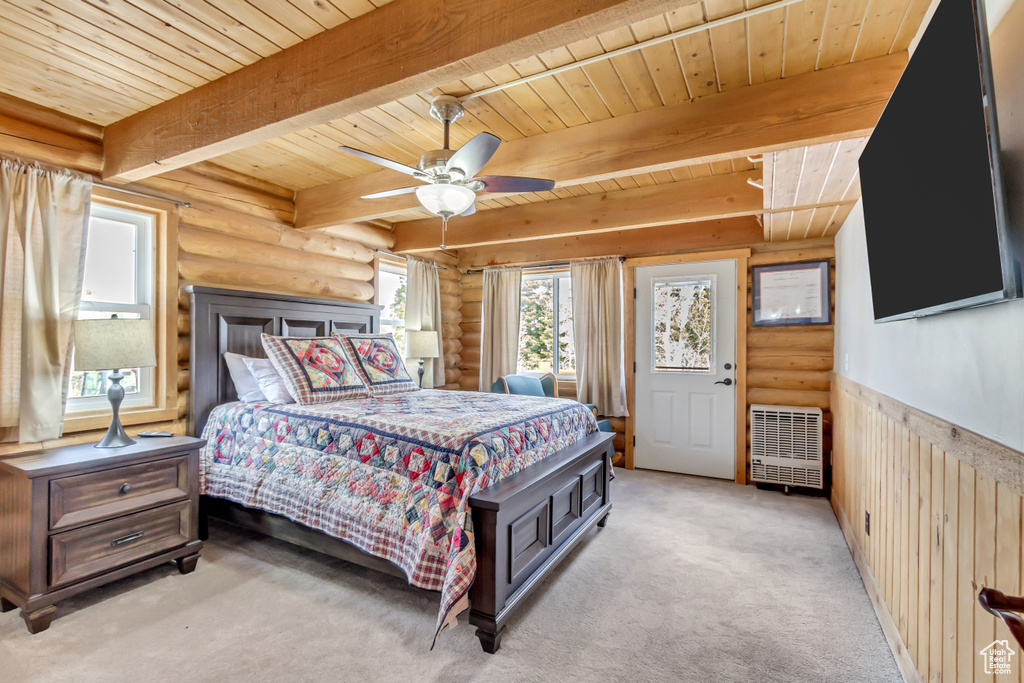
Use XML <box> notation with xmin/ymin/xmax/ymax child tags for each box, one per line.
<box><xmin>653</xmin><ymin>279</ymin><xmax>713</xmax><ymax>373</ymax></box>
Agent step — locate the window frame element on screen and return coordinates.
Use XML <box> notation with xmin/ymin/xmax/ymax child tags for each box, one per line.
<box><xmin>62</xmin><ymin>188</ymin><xmax>179</xmax><ymax>434</ymax></box>
<box><xmin>518</xmin><ymin>270</ymin><xmax>576</xmax><ymax>380</ymax></box>
<box><xmin>69</xmin><ymin>203</ymin><xmax>156</xmax><ymax>413</ymax></box>
<box><xmin>374</xmin><ymin>254</ymin><xmax>408</xmax><ymax>352</ymax></box>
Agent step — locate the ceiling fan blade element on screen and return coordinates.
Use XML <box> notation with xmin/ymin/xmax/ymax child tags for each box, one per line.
<box><xmin>460</xmin><ymin>202</ymin><xmax>476</xmax><ymax>217</ymax></box>
<box><xmin>476</xmin><ymin>176</ymin><xmax>555</xmax><ymax>193</ymax></box>
<box><xmin>446</xmin><ymin>132</ymin><xmax>501</xmax><ymax>179</ymax></box>
<box><xmin>361</xmin><ymin>186</ymin><xmax>422</xmax><ymax>199</ymax></box>
<box><xmin>338</xmin><ymin>146</ymin><xmax>421</xmax><ymax>177</ymax></box>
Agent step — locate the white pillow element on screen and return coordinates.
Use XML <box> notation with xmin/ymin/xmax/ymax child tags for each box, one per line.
<box><xmin>242</xmin><ymin>356</ymin><xmax>296</xmax><ymax>404</ymax></box>
<box><xmin>224</xmin><ymin>352</ymin><xmax>267</xmax><ymax>403</ymax></box>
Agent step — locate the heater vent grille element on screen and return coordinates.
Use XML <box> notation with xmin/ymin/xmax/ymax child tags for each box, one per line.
<box><xmin>750</xmin><ymin>404</ymin><xmax>824</xmax><ymax>489</ymax></box>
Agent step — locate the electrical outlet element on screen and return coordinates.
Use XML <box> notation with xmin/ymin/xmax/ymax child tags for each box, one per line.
<box><xmin>844</xmin><ymin>353</ymin><xmax>850</xmax><ymax>372</ymax></box>
<box><xmin>865</xmin><ymin>510</ymin><xmax>870</xmax><ymax>536</ymax></box>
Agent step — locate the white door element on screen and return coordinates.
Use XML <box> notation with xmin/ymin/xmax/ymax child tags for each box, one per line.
<box><xmin>634</xmin><ymin>260</ymin><xmax>737</xmax><ymax>479</ymax></box>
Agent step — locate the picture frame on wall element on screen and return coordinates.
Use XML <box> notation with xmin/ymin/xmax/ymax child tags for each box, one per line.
<box><xmin>752</xmin><ymin>259</ymin><xmax>831</xmax><ymax>327</ymax></box>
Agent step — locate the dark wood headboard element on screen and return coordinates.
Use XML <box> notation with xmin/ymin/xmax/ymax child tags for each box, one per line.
<box><xmin>186</xmin><ymin>286</ymin><xmax>381</xmax><ymax>437</ymax></box>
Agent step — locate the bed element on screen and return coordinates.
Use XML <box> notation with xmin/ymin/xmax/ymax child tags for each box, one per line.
<box><xmin>187</xmin><ymin>286</ymin><xmax>613</xmax><ymax>653</ymax></box>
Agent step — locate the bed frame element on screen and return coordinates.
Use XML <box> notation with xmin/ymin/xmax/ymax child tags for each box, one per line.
<box><xmin>187</xmin><ymin>286</ymin><xmax>613</xmax><ymax>653</ymax></box>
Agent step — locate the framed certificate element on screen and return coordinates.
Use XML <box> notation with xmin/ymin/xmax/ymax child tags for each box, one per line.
<box><xmin>752</xmin><ymin>260</ymin><xmax>831</xmax><ymax>327</ymax></box>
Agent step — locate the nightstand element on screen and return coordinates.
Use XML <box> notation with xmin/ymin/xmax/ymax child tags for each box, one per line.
<box><xmin>0</xmin><ymin>435</ymin><xmax>204</xmax><ymax>634</ymax></box>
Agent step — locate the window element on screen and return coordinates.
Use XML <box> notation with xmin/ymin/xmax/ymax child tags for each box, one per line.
<box><xmin>377</xmin><ymin>261</ymin><xmax>407</xmax><ymax>356</ymax></box>
<box><xmin>68</xmin><ymin>204</ymin><xmax>156</xmax><ymax>412</ymax></box>
<box><xmin>517</xmin><ymin>272</ymin><xmax>574</xmax><ymax>377</ymax></box>
<box><xmin>652</xmin><ymin>277</ymin><xmax>713</xmax><ymax>373</ymax></box>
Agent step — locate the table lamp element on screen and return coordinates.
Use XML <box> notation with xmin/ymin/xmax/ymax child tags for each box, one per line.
<box><xmin>73</xmin><ymin>317</ymin><xmax>157</xmax><ymax>448</ymax></box>
<box><xmin>405</xmin><ymin>330</ymin><xmax>440</xmax><ymax>388</ymax></box>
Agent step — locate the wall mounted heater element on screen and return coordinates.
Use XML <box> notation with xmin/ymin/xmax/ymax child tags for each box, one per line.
<box><xmin>750</xmin><ymin>404</ymin><xmax>824</xmax><ymax>490</ymax></box>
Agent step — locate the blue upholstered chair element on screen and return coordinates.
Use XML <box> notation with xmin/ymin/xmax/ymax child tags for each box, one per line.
<box><xmin>490</xmin><ymin>373</ymin><xmax>612</xmax><ymax>433</ymax></box>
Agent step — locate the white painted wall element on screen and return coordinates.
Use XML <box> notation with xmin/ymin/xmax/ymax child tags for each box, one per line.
<box><xmin>988</xmin><ymin>0</ymin><xmax>1015</xmax><ymax>29</ymax></box>
<box><xmin>835</xmin><ymin>202</ymin><xmax>1024</xmax><ymax>451</ymax></box>
<box><xmin>834</xmin><ymin>0</ymin><xmax>1024</xmax><ymax>453</ymax></box>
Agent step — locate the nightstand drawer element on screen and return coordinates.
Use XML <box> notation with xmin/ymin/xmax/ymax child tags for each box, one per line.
<box><xmin>49</xmin><ymin>501</ymin><xmax>192</xmax><ymax>588</ymax></box>
<box><xmin>50</xmin><ymin>456</ymin><xmax>190</xmax><ymax>531</ymax></box>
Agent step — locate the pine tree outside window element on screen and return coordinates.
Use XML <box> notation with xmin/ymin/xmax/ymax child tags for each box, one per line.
<box><xmin>652</xmin><ymin>278</ymin><xmax>713</xmax><ymax>373</ymax></box>
<box><xmin>517</xmin><ymin>272</ymin><xmax>575</xmax><ymax>378</ymax></box>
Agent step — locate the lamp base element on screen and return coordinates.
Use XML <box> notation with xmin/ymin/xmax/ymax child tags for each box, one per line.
<box><xmin>95</xmin><ymin>370</ymin><xmax>136</xmax><ymax>449</ymax></box>
<box><xmin>417</xmin><ymin>359</ymin><xmax>425</xmax><ymax>389</ymax></box>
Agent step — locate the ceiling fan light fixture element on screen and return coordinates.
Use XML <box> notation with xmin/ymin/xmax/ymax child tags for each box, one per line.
<box><xmin>416</xmin><ymin>183</ymin><xmax>475</xmax><ymax>218</ymax></box>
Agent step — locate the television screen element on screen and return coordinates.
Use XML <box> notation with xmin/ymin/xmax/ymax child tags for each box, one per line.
<box><xmin>859</xmin><ymin>0</ymin><xmax>1015</xmax><ymax>322</ymax></box>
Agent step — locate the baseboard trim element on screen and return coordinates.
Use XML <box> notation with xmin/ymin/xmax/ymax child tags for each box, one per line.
<box><xmin>832</xmin><ymin>496</ymin><xmax>924</xmax><ymax>683</ymax></box>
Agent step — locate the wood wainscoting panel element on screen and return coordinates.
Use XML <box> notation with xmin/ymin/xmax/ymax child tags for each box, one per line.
<box><xmin>831</xmin><ymin>374</ymin><xmax>1024</xmax><ymax>683</ymax></box>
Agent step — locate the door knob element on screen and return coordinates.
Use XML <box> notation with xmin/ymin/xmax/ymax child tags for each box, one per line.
<box><xmin>714</xmin><ymin>378</ymin><xmax>733</xmax><ymax>386</ymax></box>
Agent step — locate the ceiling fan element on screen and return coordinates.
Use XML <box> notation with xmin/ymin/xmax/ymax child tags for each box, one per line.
<box><xmin>337</xmin><ymin>95</ymin><xmax>555</xmax><ymax>248</ymax></box>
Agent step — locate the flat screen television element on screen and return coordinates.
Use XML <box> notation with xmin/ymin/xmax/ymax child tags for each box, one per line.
<box><xmin>858</xmin><ymin>0</ymin><xmax>1021</xmax><ymax>322</ymax></box>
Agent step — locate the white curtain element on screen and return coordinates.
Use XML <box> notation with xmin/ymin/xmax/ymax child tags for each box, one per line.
<box><xmin>480</xmin><ymin>266</ymin><xmax>522</xmax><ymax>390</ymax></box>
<box><xmin>571</xmin><ymin>257</ymin><xmax>628</xmax><ymax>417</ymax></box>
<box><xmin>405</xmin><ymin>255</ymin><xmax>444</xmax><ymax>388</ymax></box>
<box><xmin>0</xmin><ymin>156</ymin><xmax>92</xmax><ymax>442</ymax></box>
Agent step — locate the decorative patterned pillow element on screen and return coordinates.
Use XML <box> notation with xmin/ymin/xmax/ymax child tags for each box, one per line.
<box><xmin>334</xmin><ymin>332</ymin><xmax>419</xmax><ymax>396</ymax></box>
<box><xmin>260</xmin><ymin>334</ymin><xmax>369</xmax><ymax>404</ymax></box>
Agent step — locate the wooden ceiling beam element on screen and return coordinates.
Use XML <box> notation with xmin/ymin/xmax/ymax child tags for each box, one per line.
<box><xmin>100</xmin><ymin>0</ymin><xmax>694</xmax><ymax>183</ymax></box>
<box><xmin>295</xmin><ymin>53</ymin><xmax>906</xmax><ymax>230</ymax></box>
<box><xmin>457</xmin><ymin>217</ymin><xmax>765</xmax><ymax>268</ymax></box>
<box><xmin>393</xmin><ymin>171</ymin><xmax>761</xmax><ymax>252</ymax></box>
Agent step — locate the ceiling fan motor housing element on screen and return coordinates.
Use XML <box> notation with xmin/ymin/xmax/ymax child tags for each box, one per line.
<box><xmin>418</xmin><ymin>148</ymin><xmax>456</xmax><ymax>176</ymax></box>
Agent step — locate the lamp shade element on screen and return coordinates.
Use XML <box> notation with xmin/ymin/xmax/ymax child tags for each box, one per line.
<box><xmin>405</xmin><ymin>330</ymin><xmax>440</xmax><ymax>359</ymax></box>
<box><xmin>73</xmin><ymin>318</ymin><xmax>157</xmax><ymax>371</ymax></box>
<box><xmin>415</xmin><ymin>183</ymin><xmax>475</xmax><ymax>217</ymax></box>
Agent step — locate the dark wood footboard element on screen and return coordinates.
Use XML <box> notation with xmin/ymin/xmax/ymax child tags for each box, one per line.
<box><xmin>468</xmin><ymin>431</ymin><xmax>614</xmax><ymax>653</ymax></box>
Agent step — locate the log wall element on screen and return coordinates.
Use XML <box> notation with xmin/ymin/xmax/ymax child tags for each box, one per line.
<box><xmin>417</xmin><ymin>249</ymin><xmax>463</xmax><ymax>390</ymax></box>
<box><xmin>161</xmin><ymin>163</ymin><xmax>386</xmax><ymax>447</ymax></box>
<box><xmin>832</xmin><ymin>374</ymin><xmax>1024</xmax><ymax>683</ymax></box>
<box><xmin>459</xmin><ymin>271</ymin><xmax>483</xmax><ymax>393</ymax></box>
<box><xmin>0</xmin><ymin>97</ymin><xmax>459</xmax><ymax>456</ymax></box>
<box><xmin>458</xmin><ymin>238</ymin><xmax>835</xmax><ymax>472</ymax></box>
<box><xmin>745</xmin><ymin>239</ymin><xmax>836</xmax><ymax>477</ymax></box>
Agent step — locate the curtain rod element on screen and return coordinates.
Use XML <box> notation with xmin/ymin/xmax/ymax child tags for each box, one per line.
<box><xmin>465</xmin><ymin>257</ymin><xmax>625</xmax><ymax>274</ymax></box>
<box><xmin>374</xmin><ymin>249</ymin><xmax>450</xmax><ymax>271</ymax></box>
<box><xmin>0</xmin><ymin>153</ymin><xmax>193</xmax><ymax>208</ymax></box>
<box><xmin>93</xmin><ymin>181</ymin><xmax>192</xmax><ymax>208</ymax></box>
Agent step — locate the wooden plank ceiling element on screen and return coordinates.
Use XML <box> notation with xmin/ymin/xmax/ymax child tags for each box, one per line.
<box><xmin>0</xmin><ymin>0</ymin><xmax>931</xmax><ymax>241</ymax></box>
<box><xmin>0</xmin><ymin>0</ymin><xmax>396</xmax><ymax>124</ymax></box>
<box><xmin>762</xmin><ymin>137</ymin><xmax>867</xmax><ymax>241</ymax></box>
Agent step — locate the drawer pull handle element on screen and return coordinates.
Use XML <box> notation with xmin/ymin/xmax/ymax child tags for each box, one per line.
<box><xmin>111</xmin><ymin>531</ymin><xmax>144</xmax><ymax>548</ymax></box>
<box><xmin>119</xmin><ymin>483</ymin><xmax>132</xmax><ymax>495</ymax></box>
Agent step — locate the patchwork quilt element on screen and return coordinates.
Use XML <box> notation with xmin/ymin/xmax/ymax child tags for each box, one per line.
<box><xmin>199</xmin><ymin>389</ymin><xmax>597</xmax><ymax>644</ymax></box>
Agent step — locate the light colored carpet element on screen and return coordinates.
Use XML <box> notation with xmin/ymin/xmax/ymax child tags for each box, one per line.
<box><xmin>1</xmin><ymin>469</ymin><xmax>899</xmax><ymax>682</ymax></box>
